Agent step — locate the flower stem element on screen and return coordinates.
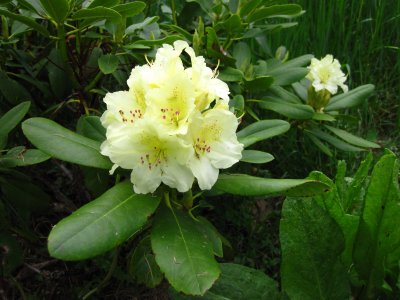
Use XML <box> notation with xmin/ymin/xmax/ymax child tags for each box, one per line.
<box><xmin>171</xmin><ymin>0</ymin><xmax>178</xmax><ymax>25</ymax></box>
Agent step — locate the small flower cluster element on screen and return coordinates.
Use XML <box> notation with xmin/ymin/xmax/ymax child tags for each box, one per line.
<box><xmin>100</xmin><ymin>41</ymin><xmax>243</xmax><ymax>194</ymax></box>
<box><xmin>307</xmin><ymin>54</ymin><xmax>348</xmax><ymax>95</ymax></box>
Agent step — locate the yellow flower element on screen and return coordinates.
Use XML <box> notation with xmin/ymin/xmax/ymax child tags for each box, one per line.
<box><xmin>307</xmin><ymin>54</ymin><xmax>348</xmax><ymax>95</ymax></box>
<box><xmin>100</xmin><ymin>41</ymin><xmax>243</xmax><ymax>194</ymax></box>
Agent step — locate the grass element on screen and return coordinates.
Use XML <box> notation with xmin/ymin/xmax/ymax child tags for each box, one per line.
<box><xmin>271</xmin><ymin>0</ymin><xmax>400</xmax><ymax>142</ymax></box>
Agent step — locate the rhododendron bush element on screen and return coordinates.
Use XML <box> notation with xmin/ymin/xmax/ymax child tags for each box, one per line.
<box><xmin>1</xmin><ymin>0</ymin><xmax>397</xmax><ymax>299</ymax></box>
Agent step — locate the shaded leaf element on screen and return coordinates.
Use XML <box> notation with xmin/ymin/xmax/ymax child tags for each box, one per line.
<box><xmin>325</xmin><ymin>84</ymin><xmax>375</xmax><ymax>111</ymax></box>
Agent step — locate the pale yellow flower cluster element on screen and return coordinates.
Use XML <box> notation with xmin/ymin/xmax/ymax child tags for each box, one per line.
<box><xmin>100</xmin><ymin>41</ymin><xmax>243</xmax><ymax>194</ymax></box>
<box><xmin>307</xmin><ymin>54</ymin><xmax>348</xmax><ymax>95</ymax></box>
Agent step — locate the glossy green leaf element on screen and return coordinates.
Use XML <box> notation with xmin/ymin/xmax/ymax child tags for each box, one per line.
<box><xmin>244</xmin><ymin>76</ymin><xmax>274</xmax><ymax>92</ymax></box>
<box><xmin>48</xmin><ymin>181</ymin><xmax>160</xmax><ymax>260</ymax></box>
<box><xmin>128</xmin><ymin>236</ymin><xmax>163</xmax><ymax>288</ymax></box>
<box><xmin>0</xmin><ymin>9</ymin><xmax>49</xmax><ymax>36</ymax></box>
<box><xmin>112</xmin><ymin>2</ymin><xmax>146</xmax><ymax>18</ymax></box>
<box><xmin>22</xmin><ymin>117</ymin><xmax>112</xmax><ymax>169</ymax></box>
<box><xmin>196</xmin><ymin>217</ymin><xmax>223</xmax><ymax>257</ymax></box>
<box><xmin>258</xmin><ymin>98</ymin><xmax>314</xmax><ymax>119</ymax></box>
<box><xmin>307</xmin><ymin>128</ymin><xmax>365</xmax><ymax>152</ymax></box>
<box><xmin>247</xmin><ymin>4</ymin><xmax>303</xmax><ymax>23</ymax></box>
<box><xmin>0</xmin><ymin>101</ymin><xmax>30</xmax><ymax>136</ymax></box>
<box><xmin>88</xmin><ymin>0</ymin><xmax>119</xmax><ymax>8</ymax></box>
<box><xmin>324</xmin><ymin>125</ymin><xmax>380</xmax><ymax>148</ymax></box>
<box><xmin>325</xmin><ymin>84</ymin><xmax>375</xmax><ymax>111</ymax></box>
<box><xmin>72</xmin><ymin>6</ymin><xmax>122</xmax><ymax>22</ymax></box>
<box><xmin>217</xmin><ymin>67</ymin><xmax>244</xmax><ymax>82</ymax></box>
<box><xmin>76</xmin><ymin>115</ymin><xmax>106</xmax><ymax>142</ymax></box>
<box><xmin>98</xmin><ymin>54</ymin><xmax>119</xmax><ymax>74</ymax></box>
<box><xmin>353</xmin><ymin>152</ymin><xmax>400</xmax><ymax>297</ymax></box>
<box><xmin>39</xmin><ymin>0</ymin><xmax>69</xmax><ymax>24</ymax></box>
<box><xmin>0</xmin><ymin>147</ymin><xmax>50</xmax><ymax>167</ymax></box>
<box><xmin>237</xmin><ymin>119</ymin><xmax>290</xmax><ymax>147</ymax></box>
<box><xmin>241</xmin><ymin>150</ymin><xmax>274</xmax><ymax>164</ymax></box>
<box><xmin>280</xmin><ymin>197</ymin><xmax>351</xmax><ymax>300</ymax></box>
<box><xmin>151</xmin><ymin>205</ymin><xmax>220</xmax><ymax>295</ymax></box>
<box><xmin>213</xmin><ymin>174</ymin><xmax>330</xmax><ymax>197</ymax></box>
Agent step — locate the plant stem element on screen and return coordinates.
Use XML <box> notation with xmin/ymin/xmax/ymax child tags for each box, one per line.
<box><xmin>82</xmin><ymin>248</ymin><xmax>120</xmax><ymax>300</ymax></box>
<box><xmin>171</xmin><ymin>0</ymin><xmax>178</xmax><ymax>25</ymax></box>
<box><xmin>56</xmin><ymin>23</ymin><xmax>80</xmax><ymax>90</ymax></box>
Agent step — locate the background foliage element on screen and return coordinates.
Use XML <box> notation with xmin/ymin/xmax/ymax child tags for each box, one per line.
<box><xmin>0</xmin><ymin>0</ymin><xmax>398</xmax><ymax>299</ymax></box>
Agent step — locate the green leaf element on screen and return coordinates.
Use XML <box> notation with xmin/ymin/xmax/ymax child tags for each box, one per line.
<box><xmin>307</xmin><ymin>171</ymin><xmax>360</xmax><ymax>270</ymax></box>
<box><xmin>206</xmin><ymin>263</ymin><xmax>280</xmax><ymax>299</ymax></box>
<box><xmin>312</xmin><ymin>112</ymin><xmax>336</xmax><ymax>122</ymax></box>
<box><xmin>125</xmin><ymin>16</ymin><xmax>159</xmax><ymax>35</ymax></box>
<box><xmin>112</xmin><ymin>2</ymin><xmax>146</xmax><ymax>18</ymax></box>
<box><xmin>264</xmin><ymin>86</ymin><xmax>302</xmax><ymax>104</ymax></box>
<box><xmin>220</xmin><ymin>14</ymin><xmax>242</xmax><ymax>35</ymax></box>
<box><xmin>0</xmin><ymin>70</ymin><xmax>31</xmax><ymax>105</ymax></box>
<box><xmin>22</xmin><ymin>117</ymin><xmax>112</xmax><ymax>169</ymax></box>
<box><xmin>213</xmin><ymin>174</ymin><xmax>330</xmax><ymax>197</ymax></box>
<box><xmin>0</xmin><ymin>147</ymin><xmax>50</xmax><ymax>167</ymax></box>
<box><xmin>39</xmin><ymin>0</ymin><xmax>69</xmax><ymax>24</ymax></box>
<box><xmin>325</xmin><ymin>84</ymin><xmax>375</xmax><ymax>111</ymax></box>
<box><xmin>72</xmin><ymin>6</ymin><xmax>122</xmax><ymax>22</ymax></box>
<box><xmin>247</xmin><ymin>4</ymin><xmax>303</xmax><ymax>23</ymax></box>
<box><xmin>151</xmin><ymin>205</ymin><xmax>220</xmax><ymax>295</ymax></box>
<box><xmin>98</xmin><ymin>54</ymin><xmax>119</xmax><ymax>74</ymax></box>
<box><xmin>305</xmin><ymin>132</ymin><xmax>333</xmax><ymax>157</ymax></box>
<box><xmin>196</xmin><ymin>217</ymin><xmax>223</xmax><ymax>258</ymax></box>
<box><xmin>307</xmin><ymin>128</ymin><xmax>365</xmax><ymax>152</ymax></box>
<box><xmin>280</xmin><ymin>197</ymin><xmax>351</xmax><ymax>300</ymax></box>
<box><xmin>353</xmin><ymin>152</ymin><xmax>400</xmax><ymax>297</ymax></box>
<box><xmin>76</xmin><ymin>115</ymin><xmax>106</xmax><ymax>142</ymax></box>
<box><xmin>324</xmin><ymin>125</ymin><xmax>380</xmax><ymax>148</ymax></box>
<box><xmin>0</xmin><ymin>8</ymin><xmax>49</xmax><ymax>36</ymax></box>
<box><xmin>241</xmin><ymin>150</ymin><xmax>274</xmax><ymax>164</ymax></box>
<box><xmin>128</xmin><ymin>236</ymin><xmax>163</xmax><ymax>288</ymax></box>
<box><xmin>217</xmin><ymin>67</ymin><xmax>244</xmax><ymax>82</ymax></box>
<box><xmin>267</xmin><ymin>67</ymin><xmax>308</xmax><ymax>86</ymax></box>
<box><xmin>0</xmin><ymin>101</ymin><xmax>30</xmax><ymax>136</ymax></box>
<box><xmin>48</xmin><ymin>181</ymin><xmax>160</xmax><ymax>260</ymax></box>
<box><xmin>233</xmin><ymin>42</ymin><xmax>251</xmax><ymax>71</ymax></box>
<box><xmin>87</xmin><ymin>0</ymin><xmax>119</xmax><ymax>8</ymax></box>
<box><xmin>244</xmin><ymin>76</ymin><xmax>274</xmax><ymax>92</ymax></box>
<box><xmin>240</xmin><ymin>0</ymin><xmax>263</xmax><ymax>17</ymax></box>
<box><xmin>237</xmin><ymin>119</ymin><xmax>290</xmax><ymax>147</ymax></box>
<box><xmin>258</xmin><ymin>98</ymin><xmax>314</xmax><ymax>119</ymax></box>
<box><xmin>124</xmin><ymin>35</ymin><xmax>184</xmax><ymax>48</ymax></box>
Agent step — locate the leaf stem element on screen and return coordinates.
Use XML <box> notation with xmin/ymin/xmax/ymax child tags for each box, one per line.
<box><xmin>171</xmin><ymin>0</ymin><xmax>178</xmax><ymax>25</ymax></box>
